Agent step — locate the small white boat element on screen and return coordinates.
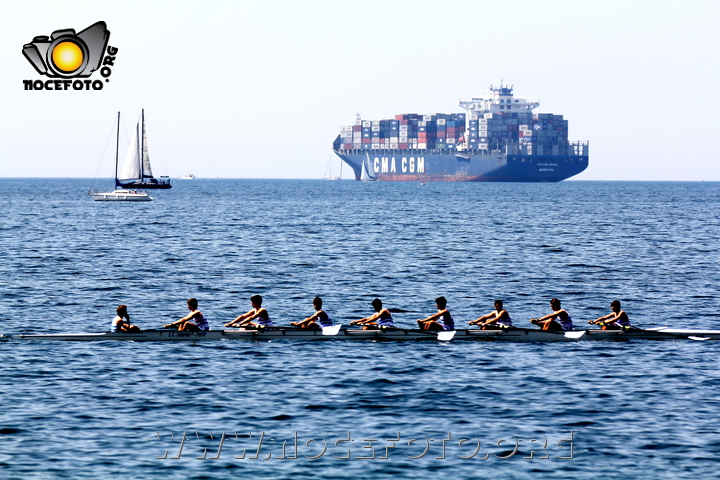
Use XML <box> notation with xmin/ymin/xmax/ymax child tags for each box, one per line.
<box><xmin>90</xmin><ymin>112</ymin><xmax>154</xmax><ymax>202</ymax></box>
<box><xmin>179</xmin><ymin>173</ymin><xmax>196</xmax><ymax>180</ymax></box>
<box><xmin>89</xmin><ymin>189</ymin><xmax>152</xmax><ymax>202</ymax></box>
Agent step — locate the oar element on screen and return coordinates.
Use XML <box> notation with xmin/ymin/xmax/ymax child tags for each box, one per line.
<box><xmin>226</xmin><ymin>323</ymin><xmax>287</xmax><ymax>331</ymax></box>
<box><xmin>436</xmin><ymin>330</ymin><xmax>456</xmax><ymax>341</ymax></box>
<box><xmin>520</xmin><ymin>326</ymin><xmax>585</xmax><ymax>339</ymax></box>
<box><xmin>289</xmin><ymin>324</ymin><xmax>342</xmax><ymax>336</ymax></box>
<box><xmin>344</xmin><ymin>324</ymin><xmax>453</xmax><ymax>340</ymax></box>
<box><xmin>322</xmin><ymin>324</ymin><xmax>342</xmax><ymax>336</ymax></box>
<box><xmin>378</xmin><ymin>326</ymin><xmax>456</xmax><ymax>341</ymax></box>
<box><xmin>520</xmin><ymin>327</ymin><xmax>585</xmax><ymax>339</ymax></box>
<box><xmin>526</xmin><ymin>320</ymin><xmax>585</xmax><ymax>339</ymax></box>
<box><xmin>230</xmin><ymin>324</ymin><xmax>342</xmax><ymax>336</ymax></box>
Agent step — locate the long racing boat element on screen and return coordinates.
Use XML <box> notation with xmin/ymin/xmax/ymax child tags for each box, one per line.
<box><xmin>3</xmin><ymin>326</ymin><xmax>451</xmax><ymax>342</ymax></box>
<box><xmin>2</xmin><ymin>326</ymin><xmax>719</xmax><ymax>343</ymax></box>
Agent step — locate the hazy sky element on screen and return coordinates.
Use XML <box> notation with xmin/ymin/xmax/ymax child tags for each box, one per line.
<box><xmin>2</xmin><ymin>0</ymin><xmax>719</xmax><ymax>180</ymax></box>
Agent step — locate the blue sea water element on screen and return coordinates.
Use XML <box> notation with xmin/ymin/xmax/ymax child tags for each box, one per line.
<box><xmin>1</xmin><ymin>178</ymin><xmax>719</xmax><ymax>479</ymax></box>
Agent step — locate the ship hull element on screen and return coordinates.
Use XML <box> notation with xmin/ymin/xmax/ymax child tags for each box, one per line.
<box><xmin>118</xmin><ymin>180</ymin><xmax>172</xmax><ymax>189</ymax></box>
<box><xmin>334</xmin><ymin>150</ymin><xmax>588</xmax><ymax>182</ymax></box>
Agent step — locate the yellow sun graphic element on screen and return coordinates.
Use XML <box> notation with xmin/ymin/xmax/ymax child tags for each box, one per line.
<box><xmin>51</xmin><ymin>41</ymin><xmax>83</xmax><ymax>73</ymax></box>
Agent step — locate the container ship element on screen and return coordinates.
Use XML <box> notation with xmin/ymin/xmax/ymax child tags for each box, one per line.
<box><xmin>332</xmin><ymin>85</ymin><xmax>588</xmax><ymax>182</ymax></box>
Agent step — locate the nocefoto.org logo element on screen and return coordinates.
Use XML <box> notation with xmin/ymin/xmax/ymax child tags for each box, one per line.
<box><xmin>22</xmin><ymin>21</ymin><xmax>118</xmax><ymax>91</ymax></box>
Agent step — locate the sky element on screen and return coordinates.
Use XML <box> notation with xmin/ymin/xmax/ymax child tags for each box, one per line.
<box><xmin>1</xmin><ymin>0</ymin><xmax>719</xmax><ymax>180</ymax></box>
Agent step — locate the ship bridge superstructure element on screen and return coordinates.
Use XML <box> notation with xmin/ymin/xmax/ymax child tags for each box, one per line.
<box><xmin>458</xmin><ymin>84</ymin><xmax>539</xmax><ymax>118</ymax></box>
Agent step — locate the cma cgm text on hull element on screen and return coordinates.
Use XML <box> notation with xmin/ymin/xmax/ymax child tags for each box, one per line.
<box><xmin>332</xmin><ymin>85</ymin><xmax>589</xmax><ymax>182</ymax></box>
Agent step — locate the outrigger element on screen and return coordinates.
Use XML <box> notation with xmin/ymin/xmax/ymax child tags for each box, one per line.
<box><xmin>2</xmin><ymin>326</ymin><xmax>718</xmax><ymax>342</ymax></box>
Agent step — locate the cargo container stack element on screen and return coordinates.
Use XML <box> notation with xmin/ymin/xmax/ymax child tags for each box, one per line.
<box><xmin>527</xmin><ymin>113</ymin><xmax>569</xmax><ymax>156</ymax></box>
<box><xmin>338</xmin><ymin>113</ymin><xmax>467</xmax><ymax>152</ymax></box>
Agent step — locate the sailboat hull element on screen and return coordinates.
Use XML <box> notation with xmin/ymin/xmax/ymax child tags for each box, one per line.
<box><xmin>118</xmin><ymin>179</ymin><xmax>172</xmax><ymax>189</ymax></box>
<box><xmin>89</xmin><ymin>190</ymin><xmax>153</xmax><ymax>201</ymax></box>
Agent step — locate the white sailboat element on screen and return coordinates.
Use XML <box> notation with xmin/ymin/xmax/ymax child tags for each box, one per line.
<box><xmin>323</xmin><ymin>154</ymin><xmax>341</xmax><ymax>180</ymax></box>
<box><xmin>89</xmin><ymin>112</ymin><xmax>152</xmax><ymax>202</ymax></box>
<box><xmin>89</xmin><ymin>189</ymin><xmax>152</xmax><ymax>201</ymax></box>
<box><xmin>360</xmin><ymin>152</ymin><xmax>377</xmax><ymax>181</ymax></box>
<box><xmin>117</xmin><ymin>110</ymin><xmax>171</xmax><ymax>189</ymax></box>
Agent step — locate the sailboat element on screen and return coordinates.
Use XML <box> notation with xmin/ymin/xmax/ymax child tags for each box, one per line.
<box><xmin>117</xmin><ymin>110</ymin><xmax>171</xmax><ymax>189</ymax></box>
<box><xmin>89</xmin><ymin>112</ymin><xmax>152</xmax><ymax>202</ymax></box>
<box><xmin>323</xmin><ymin>154</ymin><xmax>341</xmax><ymax>180</ymax></box>
<box><xmin>360</xmin><ymin>152</ymin><xmax>377</xmax><ymax>181</ymax></box>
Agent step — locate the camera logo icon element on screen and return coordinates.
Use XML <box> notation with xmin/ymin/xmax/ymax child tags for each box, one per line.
<box><xmin>22</xmin><ymin>21</ymin><xmax>109</xmax><ymax>78</ymax></box>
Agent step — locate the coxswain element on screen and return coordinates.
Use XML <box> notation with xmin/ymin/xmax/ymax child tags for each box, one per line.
<box><xmin>225</xmin><ymin>295</ymin><xmax>273</xmax><ymax>329</ymax></box>
<box><xmin>351</xmin><ymin>298</ymin><xmax>395</xmax><ymax>330</ymax></box>
<box><xmin>417</xmin><ymin>296</ymin><xmax>455</xmax><ymax>331</ymax></box>
<box><xmin>164</xmin><ymin>298</ymin><xmax>210</xmax><ymax>331</ymax></box>
<box><xmin>589</xmin><ymin>300</ymin><xmax>631</xmax><ymax>330</ymax></box>
<box><xmin>291</xmin><ymin>296</ymin><xmax>333</xmax><ymax>330</ymax></box>
<box><xmin>530</xmin><ymin>298</ymin><xmax>574</xmax><ymax>331</ymax></box>
<box><xmin>469</xmin><ymin>300</ymin><xmax>512</xmax><ymax>329</ymax></box>
<box><xmin>111</xmin><ymin>305</ymin><xmax>142</xmax><ymax>333</ymax></box>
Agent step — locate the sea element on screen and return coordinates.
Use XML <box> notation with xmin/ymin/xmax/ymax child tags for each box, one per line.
<box><xmin>1</xmin><ymin>178</ymin><xmax>719</xmax><ymax>480</ymax></box>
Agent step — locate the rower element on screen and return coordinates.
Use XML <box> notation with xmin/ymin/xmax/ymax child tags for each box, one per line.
<box><xmin>589</xmin><ymin>300</ymin><xmax>631</xmax><ymax>330</ymax></box>
<box><xmin>351</xmin><ymin>298</ymin><xmax>395</xmax><ymax>330</ymax></box>
<box><xmin>291</xmin><ymin>296</ymin><xmax>333</xmax><ymax>330</ymax></box>
<box><xmin>417</xmin><ymin>296</ymin><xmax>455</xmax><ymax>331</ymax></box>
<box><xmin>469</xmin><ymin>300</ymin><xmax>512</xmax><ymax>329</ymax></box>
<box><xmin>225</xmin><ymin>295</ymin><xmax>273</xmax><ymax>329</ymax></box>
<box><xmin>111</xmin><ymin>305</ymin><xmax>142</xmax><ymax>333</ymax></box>
<box><xmin>530</xmin><ymin>298</ymin><xmax>574</xmax><ymax>331</ymax></box>
<box><xmin>164</xmin><ymin>298</ymin><xmax>210</xmax><ymax>332</ymax></box>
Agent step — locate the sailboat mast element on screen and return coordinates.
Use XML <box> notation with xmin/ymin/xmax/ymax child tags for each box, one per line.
<box><xmin>139</xmin><ymin>110</ymin><xmax>144</xmax><ymax>179</ymax></box>
<box><xmin>115</xmin><ymin>111</ymin><xmax>120</xmax><ymax>188</ymax></box>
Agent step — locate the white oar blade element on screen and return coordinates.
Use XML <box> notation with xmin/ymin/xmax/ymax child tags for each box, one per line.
<box><xmin>564</xmin><ymin>331</ymin><xmax>586</xmax><ymax>339</ymax></box>
<box><xmin>323</xmin><ymin>324</ymin><xmax>342</xmax><ymax>336</ymax></box>
<box><xmin>688</xmin><ymin>336</ymin><xmax>710</xmax><ymax>341</ymax></box>
<box><xmin>437</xmin><ymin>330</ymin><xmax>456</xmax><ymax>341</ymax></box>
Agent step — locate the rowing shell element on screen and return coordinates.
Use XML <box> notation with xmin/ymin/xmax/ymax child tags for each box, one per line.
<box><xmin>3</xmin><ymin>326</ymin><xmax>720</xmax><ymax>342</ymax></box>
<box><xmin>3</xmin><ymin>326</ymin><xmax>450</xmax><ymax>342</ymax></box>
<box><xmin>453</xmin><ymin>327</ymin><xmax>720</xmax><ymax>341</ymax></box>
<box><xmin>6</xmin><ymin>330</ymin><xmax>227</xmax><ymax>342</ymax></box>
